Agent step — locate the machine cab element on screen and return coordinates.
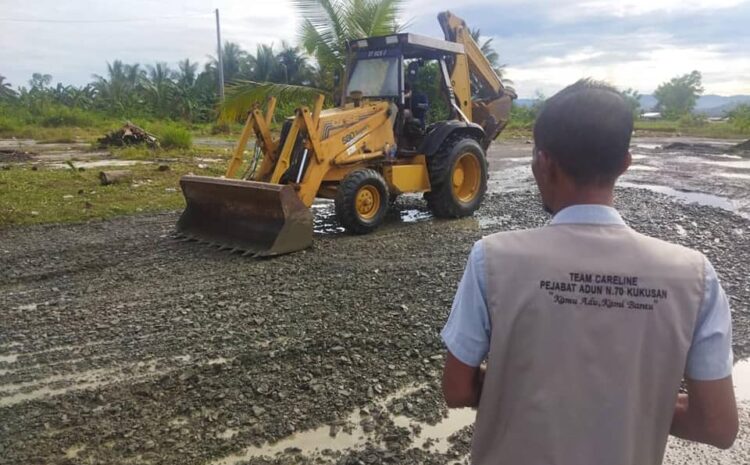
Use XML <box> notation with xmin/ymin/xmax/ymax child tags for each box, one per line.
<box><xmin>345</xmin><ymin>33</ymin><xmax>467</xmax><ymax>151</ymax></box>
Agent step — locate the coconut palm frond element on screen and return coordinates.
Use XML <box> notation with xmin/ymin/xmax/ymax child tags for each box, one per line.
<box><xmin>295</xmin><ymin>0</ymin><xmax>404</xmax><ymax>82</ymax></box>
<box><xmin>363</xmin><ymin>0</ymin><xmax>404</xmax><ymax>37</ymax></box>
<box><xmin>342</xmin><ymin>0</ymin><xmax>369</xmax><ymax>39</ymax></box>
<box><xmin>220</xmin><ymin>80</ymin><xmax>330</xmax><ymax>122</ymax></box>
<box><xmin>342</xmin><ymin>0</ymin><xmax>403</xmax><ymax>39</ymax></box>
<box><xmin>293</xmin><ymin>0</ymin><xmax>349</xmax><ymax>46</ymax></box>
<box><xmin>300</xmin><ymin>20</ymin><xmax>341</xmax><ymax>70</ymax></box>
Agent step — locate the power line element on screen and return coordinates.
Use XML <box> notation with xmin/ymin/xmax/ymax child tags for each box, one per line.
<box><xmin>0</xmin><ymin>14</ymin><xmax>212</xmax><ymax>24</ymax></box>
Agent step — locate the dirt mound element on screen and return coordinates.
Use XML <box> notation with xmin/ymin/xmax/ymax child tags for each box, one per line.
<box><xmin>732</xmin><ymin>139</ymin><xmax>750</xmax><ymax>155</ymax></box>
<box><xmin>662</xmin><ymin>141</ymin><xmax>726</xmax><ymax>154</ymax></box>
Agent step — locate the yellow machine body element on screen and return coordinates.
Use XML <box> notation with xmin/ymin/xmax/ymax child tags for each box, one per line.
<box><xmin>177</xmin><ymin>11</ymin><xmax>514</xmax><ymax>256</ymax></box>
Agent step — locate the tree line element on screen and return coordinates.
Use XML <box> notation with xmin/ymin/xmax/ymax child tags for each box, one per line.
<box><xmin>0</xmin><ymin>41</ymin><xmax>318</xmax><ymax>124</ymax></box>
<box><xmin>2</xmin><ymin>0</ymin><xmax>745</xmax><ymax>132</ymax></box>
<box><xmin>0</xmin><ymin>0</ymin><xmax>518</xmax><ymax>127</ymax></box>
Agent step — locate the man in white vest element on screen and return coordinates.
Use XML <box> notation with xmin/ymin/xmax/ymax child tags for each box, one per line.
<box><xmin>441</xmin><ymin>79</ymin><xmax>738</xmax><ymax>465</ymax></box>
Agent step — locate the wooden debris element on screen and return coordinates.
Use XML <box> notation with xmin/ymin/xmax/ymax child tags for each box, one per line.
<box><xmin>99</xmin><ymin>170</ymin><xmax>133</xmax><ymax>185</ymax></box>
<box><xmin>98</xmin><ymin>122</ymin><xmax>159</xmax><ymax>148</ymax></box>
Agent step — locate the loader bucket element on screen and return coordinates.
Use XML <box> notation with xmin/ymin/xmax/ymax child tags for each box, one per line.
<box><xmin>177</xmin><ymin>175</ymin><xmax>313</xmax><ymax>257</ymax></box>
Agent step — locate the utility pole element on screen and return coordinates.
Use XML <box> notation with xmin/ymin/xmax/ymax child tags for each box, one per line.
<box><xmin>215</xmin><ymin>8</ymin><xmax>225</xmax><ymax>101</ymax></box>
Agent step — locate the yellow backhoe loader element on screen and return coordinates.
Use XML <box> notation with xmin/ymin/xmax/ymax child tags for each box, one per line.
<box><xmin>178</xmin><ymin>11</ymin><xmax>516</xmax><ymax>256</ymax></box>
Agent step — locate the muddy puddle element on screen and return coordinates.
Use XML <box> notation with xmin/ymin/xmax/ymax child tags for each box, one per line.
<box><xmin>487</xmin><ymin>137</ymin><xmax>750</xmax><ymax>220</ymax></box>
<box><xmin>209</xmin><ymin>384</ymin><xmax>474</xmax><ymax>464</ymax></box>
<box><xmin>618</xmin><ymin>181</ymin><xmax>740</xmax><ymax>214</ymax></box>
<box><xmin>205</xmin><ymin>355</ymin><xmax>750</xmax><ymax>464</ymax></box>
<box><xmin>312</xmin><ymin>196</ymin><xmax>435</xmax><ymax>235</ymax></box>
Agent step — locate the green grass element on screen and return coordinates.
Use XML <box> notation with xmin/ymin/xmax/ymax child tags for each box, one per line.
<box><xmin>0</xmin><ymin>161</ymin><xmax>224</xmax><ymax>228</ymax></box>
<box><xmin>38</xmin><ymin>106</ymin><xmax>97</xmax><ymax>128</ymax></box>
<box><xmin>500</xmin><ymin>120</ymin><xmax>748</xmax><ymax>140</ymax></box>
<box><xmin>634</xmin><ymin>120</ymin><xmax>749</xmax><ymax>138</ymax></box>
<box><xmin>499</xmin><ymin>127</ymin><xmax>533</xmax><ymax>140</ymax></box>
<box><xmin>0</xmin><ymin>123</ymin><xmax>105</xmax><ymax>142</ymax></box>
<box><xmin>153</xmin><ymin>124</ymin><xmax>192</xmax><ymax>149</ymax></box>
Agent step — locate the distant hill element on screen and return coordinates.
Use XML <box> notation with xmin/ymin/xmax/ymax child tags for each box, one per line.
<box><xmin>515</xmin><ymin>98</ymin><xmax>534</xmax><ymax>108</ymax></box>
<box><xmin>636</xmin><ymin>94</ymin><xmax>749</xmax><ymax>116</ymax></box>
<box><xmin>638</xmin><ymin>95</ymin><xmax>658</xmax><ymax>111</ymax></box>
<box><xmin>514</xmin><ymin>94</ymin><xmax>750</xmax><ymax>117</ymax></box>
<box><xmin>694</xmin><ymin>95</ymin><xmax>750</xmax><ymax>117</ymax></box>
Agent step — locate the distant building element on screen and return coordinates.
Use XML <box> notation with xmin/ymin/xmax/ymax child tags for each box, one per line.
<box><xmin>641</xmin><ymin>112</ymin><xmax>662</xmax><ymax>120</ymax></box>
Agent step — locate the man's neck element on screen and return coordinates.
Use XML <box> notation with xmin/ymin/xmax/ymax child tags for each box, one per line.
<box><xmin>551</xmin><ymin>188</ymin><xmax>615</xmax><ymax>215</ymax></box>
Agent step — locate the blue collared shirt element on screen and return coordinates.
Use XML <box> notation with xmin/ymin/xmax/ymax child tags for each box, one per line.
<box><xmin>441</xmin><ymin>204</ymin><xmax>734</xmax><ymax>380</ymax></box>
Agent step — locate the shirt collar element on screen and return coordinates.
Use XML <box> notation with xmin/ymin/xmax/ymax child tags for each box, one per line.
<box><xmin>549</xmin><ymin>204</ymin><xmax>626</xmax><ymax>226</ymax></box>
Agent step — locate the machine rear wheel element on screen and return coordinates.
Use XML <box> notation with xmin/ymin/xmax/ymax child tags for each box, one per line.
<box><xmin>425</xmin><ymin>135</ymin><xmax>488</xmax><ymax>218</ymax></box>
<box><xmin>335</xmin><ymin>169</ymin><xmax>390</xmax><ymax>234</ymax></box>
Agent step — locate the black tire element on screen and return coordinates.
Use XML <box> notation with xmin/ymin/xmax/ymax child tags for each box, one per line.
<box><xmin>425</xmin><ymin>135</ymin><xmax>488</xmax><ymax>218</ymax></box>
<box><xmin>335</xmin><ymin>169</ymin><xmax>390</xmax><ymax>234</ymax></box>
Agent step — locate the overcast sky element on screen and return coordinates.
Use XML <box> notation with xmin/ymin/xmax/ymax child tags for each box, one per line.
<box><xmin>1</xmin><ymin>0</ymin><xmax>748</xmax><ymax>98</ymax></box>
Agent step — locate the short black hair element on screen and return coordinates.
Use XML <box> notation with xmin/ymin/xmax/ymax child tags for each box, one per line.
<box><xmin>533</xmin><ymin>79</ymin><xmax>634</xmax><ymax>186</ymax></box>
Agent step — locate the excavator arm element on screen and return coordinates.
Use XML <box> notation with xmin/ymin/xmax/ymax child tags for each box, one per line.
<box><xmin>439</xmin><ymin>11</ymin><xmax>517</xmax><ymax>149</ymax></box>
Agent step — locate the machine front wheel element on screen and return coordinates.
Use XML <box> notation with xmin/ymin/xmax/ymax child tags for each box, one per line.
<box><xmin>335</xmin><ymin>169</ymin><xmax>390</xmax><ymax>234</ymax></box>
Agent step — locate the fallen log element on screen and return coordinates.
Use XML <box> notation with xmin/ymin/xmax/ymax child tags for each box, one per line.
<box><xmin>99</xmin><ymin>170</ymin><xmax>133</xmax><ymax>186</ymax></box>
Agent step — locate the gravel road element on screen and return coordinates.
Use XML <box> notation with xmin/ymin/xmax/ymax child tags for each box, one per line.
<box><xmin>1</xmin><ymin>182</ymin><xmax>749</xmax><ymax>464</ymax></box>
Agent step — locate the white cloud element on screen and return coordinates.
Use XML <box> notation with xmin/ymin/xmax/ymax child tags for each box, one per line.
<box><xmin>506</xmin><ymin>41</ymin><xmax>750</xmax><ymax>97</ymax></box>
<box><xmin>1</xmin><ymin>0</ymin><xmax>747</xmax><ymax>98</ymax></box>
<box><xmin>0</xmin><ymin>0</ymin><xmax>298</xmax><ymax>87</ymax></box>
<box><xmin>406</xmin><ymin>0</ymin><xmax>749</xmax><ymax>21</ymax></box>
<box><xmin>576</xmin><ymin>0</ymin><xmax>746</xmax><ymax>17</ymax></box>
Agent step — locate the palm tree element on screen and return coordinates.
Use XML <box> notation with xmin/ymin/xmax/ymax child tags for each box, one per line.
<box><xmin>176</xmin><ymin>59</ymin><xmax>198</xmax><ymax>88</ymax></box>
<box><xmin>173</xmin><ymin>59</ymin><xmax>201</xmax><ymax>120</ymax></box>
<box><xmin>296</xmin><ymin>0</ymin><xmax>404</xmax><ymax>81</ymax></box>
<box><xmin>28</xmin><ymin>73</ymin><xmax>53</xmax><ymax>91</ymax></box>
<box><xmin>0</xmin><ymin>75</ymin><xmax>17</xmax><ymax>100</ymax></box>
<box><xmin>220</xmin><ymin>0</ymin><xmax>405</xmax><ymax>120</ymax></box>
<box><xmin>276</xmin><ymin>42</ymin><xmax>314</xmax><ymax>85</ymax></box>
<box><xmin>144</xmin><ymin>62</ymin><xmax>175</xmax><ymax>117</ymax></box>
<box><xmin>93</xmin><ymin>61</ymin><xmax>145</xmax><ymax>114</ymax></box>
<box><xmin>69</xmin><ymin>85</ymin><xmax>96</xmax><ymax>109</ymax></box>
<box><xmin>212</xmin><ymin>42</ymin><xmax>249</xmax><ymax>84</ymax></box>
<box><xmin>251</xmin><ymin>44</ymin><xmax>279</xmax><ymax>82</ymax></box>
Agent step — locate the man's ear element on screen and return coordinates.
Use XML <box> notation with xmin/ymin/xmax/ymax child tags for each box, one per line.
<box><xmin>536</xmin><ymin>149</ymin><xmax>557</xmax><ymax>182</ymax></box>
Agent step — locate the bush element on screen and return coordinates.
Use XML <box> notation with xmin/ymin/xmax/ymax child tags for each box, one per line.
<box><xmin>508</xmin><ymin>104</ymin><xmax>536</xmax><ymax>129</ymax></box>
<box><xmin>38</xmin><ymin>106</ymin><xmax>96</xmax><ymax>127</ymax></box>
<box><xmin>156</xmin><ymin>124</ymin><xmax>192</xmax><ymax>149</ymax></box>
<box><xmin>0</xmin><ymin>114</ymin><xmax>20</xmax><ymax>134</ymax></box>
<box><xmin>210</xmin><ymin>121</ymin><xmax>231</xmax><ymax>135</ymax></box>
<box><xmin>729</xmin><ymin>104</ymin><xmax>750</xmax><ymax>133</ymax></box>
<box><xmin>677</xmin><ymin>113</ymin><xmax>707</xmax><ymax>128</ymax></box>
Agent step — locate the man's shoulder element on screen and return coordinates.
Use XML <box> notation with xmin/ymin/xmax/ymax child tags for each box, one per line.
<box><xmin>482</xmin><ymin>226</ymin><xmax>547</xmax><ymax>240</ymax></box>
<box><xmin>480</xmin><ymin>227</ymin><xmax>548</xmax><ymax>251</ymax></box>
<box><xmin>625</xmin><ymin>228</ymin><xmax>706</xmax><ymax>263</ymax></box>
<box><xmin>481</xmin><ymin>226</ymin><xmax>705</xmax><ymax>264</ymax></box>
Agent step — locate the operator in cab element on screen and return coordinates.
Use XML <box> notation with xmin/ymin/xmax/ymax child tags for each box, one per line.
<box><xmin>441</xmin><ymin>79</ymin><xmax>738</xmax><ymax>465</ymax></box>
